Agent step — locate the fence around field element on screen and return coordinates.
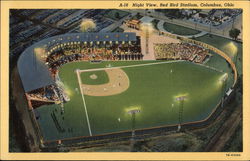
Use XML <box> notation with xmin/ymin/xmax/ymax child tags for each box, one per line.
<box><xmin>40</xmin><ymin>31</ymin><xmax>238</xmax><ymax>149</ymax></box>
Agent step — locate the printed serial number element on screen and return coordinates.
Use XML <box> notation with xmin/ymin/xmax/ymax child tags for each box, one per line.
<box><xmin>226</xmin><ymin>153</ymin><xmax>241</xmax><ymax>157</ymax></box>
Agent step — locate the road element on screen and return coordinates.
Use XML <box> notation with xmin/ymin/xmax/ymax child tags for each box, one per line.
<box><xmin>122</xmin><ymin>9</ymin><xmax>242</xmax><ymax>40</ymax></box>
<box><xmin>204</xmin><ymin>104</ymin><xmax>242</xmax><ymax>151</ymax></box>
<box><xmin>100</xmin><ymin>12</ymin><xmax>136</xmax><ymax>32</ymax></box>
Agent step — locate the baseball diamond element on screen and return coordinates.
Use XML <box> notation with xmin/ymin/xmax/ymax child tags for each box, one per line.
<box><xmin>16</xmin><ymin>31</ymin><xmax>237</xmax><ymax>146</ymax></box>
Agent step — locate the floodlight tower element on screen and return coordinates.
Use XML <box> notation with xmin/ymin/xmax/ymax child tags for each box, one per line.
<box><xmin>145</xmin><ymin>27</ymin><xmax>149</xmax><ymax>55</ymax></box>
<box><xmin>34</xmin><ymin>47</ymin><xmax>46</xmax><ymax>71</ymax></box>
<box><xmin>230</xmin><ymin>42</ymin><xmax>239</xmax><ymax>72</ymax></box>
<box><xmin>128</xmin><ymin>109</ymin><xmax>140</xmax><ymax>151</ymax></box>
<box><xmin>140</xmin><ymin>23</ymin><xmax>154</xmax><ymax>55</ymax></box>
<box><xmin>80</xmin><ymin>19</ymin><xmax>96</xmax><ymax>32</ymax></box>
<box><xmin>33</xmin><ymin>48</ymin><xmax>37</xmax><ymax>71</ymax></box>
<box><xmin>176</xmin><ymin>95</ymin><xmax>187</xmax><ymax>132</ymax></box>
<box><xmin>220</xmin><ymin>73</ymin><xmax>228</xmax><ymax>107</ymax></box>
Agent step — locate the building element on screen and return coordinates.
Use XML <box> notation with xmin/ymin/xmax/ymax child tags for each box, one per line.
<box><xmin>124</xmin><ymin>19</ymin><xmax>141</xmax><ymax>30</ymax></box>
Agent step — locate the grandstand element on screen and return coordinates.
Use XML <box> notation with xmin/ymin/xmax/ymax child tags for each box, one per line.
<box><xmin>18</xmin><ymin>32</ymin><xmax>141</xmax><ymax>109</ymax></box>
<box><xmin>154</xmin><ymin>42</ymin><xmax>211</xmax><ymax>63</ymax></box>
<box><xmin>16</xmin><ymin>31</ymin><xmax>237</xmax><ymax>149</ymax></box>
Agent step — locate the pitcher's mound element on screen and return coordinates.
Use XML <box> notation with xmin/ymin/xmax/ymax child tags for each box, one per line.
<box><xmin>90</xmin><ymin>74</ymin><xmax>98</xmax><ymax>80</ymax></box>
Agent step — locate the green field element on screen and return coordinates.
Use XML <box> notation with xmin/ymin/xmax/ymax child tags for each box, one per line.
<box><xmin>163</xmin><ymin>22</ymin><xmax>201</xmax><ymax>36</ymax></box>
<box><xmin>36</xmin><ymin>61</ymin><xmax>229</xmax><ymax>142</ymax></box>
<box><xmin>194</xmin><ymin>34</ymin><xmax>242</xmax><ymax>75</ymax></box>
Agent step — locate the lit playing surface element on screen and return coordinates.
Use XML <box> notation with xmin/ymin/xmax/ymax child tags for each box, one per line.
<box><xmin>36</xmin><ymin>61</ymin><xmax>231</xmax><ymax>142</ymax></box>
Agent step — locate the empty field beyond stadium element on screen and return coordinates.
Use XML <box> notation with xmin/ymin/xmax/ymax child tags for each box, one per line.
<box><xmin>36</xmin><ymin>61</ymin><xmax>230</xmax><ymax>142</ymax></box>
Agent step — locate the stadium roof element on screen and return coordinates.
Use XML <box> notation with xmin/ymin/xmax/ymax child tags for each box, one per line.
<box><xmin>17</xmin><ymin>32</ymin><xmax>137</xmax><ymax>92</ymax></box>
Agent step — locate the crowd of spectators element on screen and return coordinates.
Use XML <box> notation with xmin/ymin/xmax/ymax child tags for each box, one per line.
<box><xmin>27</xmin><ymin>85</ymin><xmax>61</xmax><ymax>108</ymax></box>
<box><xmin>154</xmin><ymin>42</ymin><xmax>209</xmax><ymax>63</ymax></box>
<box><xmin>46</xmin><ymin>38</ymin><xmax>142</xmax><ymax>76</ymax></box>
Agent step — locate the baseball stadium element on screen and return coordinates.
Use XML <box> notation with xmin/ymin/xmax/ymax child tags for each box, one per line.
<box><xmin>16</xmin><ymin>28</ymin><xmax>238</xmax><ymax>147</ymax></box>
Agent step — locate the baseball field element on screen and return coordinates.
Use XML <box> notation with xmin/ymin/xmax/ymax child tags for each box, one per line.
<box><xmin>36</xmin><ymin>60</ymin><xmax>230</xmax><ymax>142</ymax></box>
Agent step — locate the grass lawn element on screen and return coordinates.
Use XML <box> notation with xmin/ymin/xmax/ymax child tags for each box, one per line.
<box><xmin>163</xmin><ymin>22</ymin><xmax>200</xmax><ymax>36</ymax></box>
<box><xmin>194</xmin><ymin>34</ymin><xmax>242</xmax><ymax>75</ymax></box>
<box><xmin>36</xmin><ymin>61</ymin><xmax>227</xmax><ymax>141</ymax></box>
<box><xmin>104</xmin><ymin>10</ymin><xmax>130</xmax><ymax>21</ymax></box>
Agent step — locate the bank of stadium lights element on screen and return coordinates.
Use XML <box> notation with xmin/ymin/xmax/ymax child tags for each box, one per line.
<box><xmin>80</xmin><ymin>19</ymin><xmax>96</xmax><ymax>32</ymax></box>
<box><xmin>127</xmin><ymin>109</ymin><xmax>141</xmax><ymax>115</ymax></box>
<box><xmin>33</xmin><ymin>47</ymin><xmax>47</xmax><ymax>71</ymax></box>
<box><xmin>223</xmin><ymin>42</ymin><xmax>238</xmax><ymax>61</ymax></box>
<box><xmin>34</xmin><ymin>47</ymin><xmax>47</xmax><ymax>60</ymax></box>
<box><xmin>175</xmin><ymin>95</ymin><xmax>187</xmax><ymax>132</ymax></box>
<box><xmin>219</xmin><ymin>73</ymin><xmax>228</xmax><ymax>107</ymax></box>
<box><xmin>127</xmin><ymin>109</ymin><xmax>140</xmax><ymax>148</ymax></box>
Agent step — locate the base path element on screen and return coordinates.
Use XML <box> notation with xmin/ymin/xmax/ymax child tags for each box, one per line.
<box><xmin>80</xmin><ymin>68</ymin><xmax>129</xmax><ymax>97</ymax></box>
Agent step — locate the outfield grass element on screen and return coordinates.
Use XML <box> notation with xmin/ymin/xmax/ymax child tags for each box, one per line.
<box><xmin>195</xmin><ymin>34</ymin><xmax>242</xmax><ymax>75</ymax></box>
<box><xmin>36</xmin><ymin>61</ymin><xmax>226</xmax><ymax>141</ymax></box>
<box><xmin>163</xmin><ymin>22</ymin><xmax>200</xmax><ymax>36</ymax></box>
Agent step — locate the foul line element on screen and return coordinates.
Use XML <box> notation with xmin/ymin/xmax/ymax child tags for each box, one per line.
<box><xmin>76</xmin><ymin>70</ymin><xmax>92</xmax><ymax>136</ymax></box>
<box><xmin>79</xmin><ymin>60</ymin><xmax>185</xmax><ymax>73</ymax></box>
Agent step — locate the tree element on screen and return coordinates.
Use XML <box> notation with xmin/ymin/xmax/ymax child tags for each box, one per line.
<box><xmin>229</xmin><ymin>28</ymin><xmax>241</xmax><ymax>40</ymax></box>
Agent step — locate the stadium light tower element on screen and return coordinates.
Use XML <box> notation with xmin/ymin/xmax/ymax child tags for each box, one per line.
<box><xmin>140</xmin><ymin>23</ymin><xmax>154</xmax><ymax>55</ymax></box>
<box><xmin>220</xmin><ymin>73</ymin><xmax>228</xmax><ymax>107</ymax></box>
<box><xmin>175</xmin><ymin>95</ymin><xmax>187</xmax><ymax>132</ymax></box>
<box><xmin>80</xmin><ymin>19</ymin><xmax>96</xmax><ymax>32</ymax></box>
<box><xmin>33</xmin><ymin>47</ymin><xmax>46</xmax><ymax>71</ymax></box>
<box><xmin>228</xmin><ymin>42</ymin><xmax>238</xmax><ymax>70</ymax></box>
<box><xmin>128</xmin><ymin>109</ymin><xmax>140</xmax><ymax>151</ymax></box>
<box><xmin>223</xmin><ymin>42</ymin><xmax>238</xmax><ymax>63</ymax></box>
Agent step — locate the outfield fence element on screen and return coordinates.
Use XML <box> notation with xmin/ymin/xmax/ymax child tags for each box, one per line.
<box><xmin>41</xmin><ymin>83</ymin><xmax>237</xmax><ymax>150</ymax></box>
